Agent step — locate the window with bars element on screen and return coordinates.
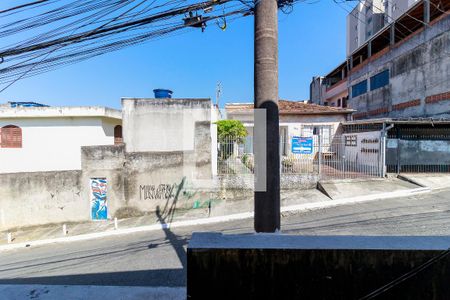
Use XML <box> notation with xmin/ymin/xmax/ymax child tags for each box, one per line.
<box><xmin>1</xmin><ymin>125</ymin><xmax>22</xmax><ymax>148</ymax></box>
<box><xmin>114</xmin><ymin>125</ymin><xmax>123</xmax><ymax>145</ymax></box>
<box><xmin>345</xmin><ymin>135</ymin><xmax>357</xmax><ymax>147</ymax></box>
<box><xmin>301</xmin><ymin>125</ymin><xmax>333</xmax><ymax>145</ymax></box>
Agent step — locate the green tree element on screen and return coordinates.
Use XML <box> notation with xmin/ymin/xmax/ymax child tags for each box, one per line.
<box><xmin>216</xmin><ymin>120</ymin><xmax>247</xmax><ymax>143</ymax></box>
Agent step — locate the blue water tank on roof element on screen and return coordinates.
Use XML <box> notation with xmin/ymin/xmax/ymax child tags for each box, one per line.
<box><xmin>153</xmin><ymin>89</ymin><xmax>173</xmax><ymax>98</ymax></box>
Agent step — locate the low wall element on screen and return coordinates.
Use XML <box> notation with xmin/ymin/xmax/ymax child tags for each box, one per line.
<box><xmin>188</xmin><ymin>233</ymin><xmax>450</xmax><ymax>299</ymax></box>
<box><xmin>387</xmin><ymin>139</ymin><xmax>450</xmax><ymax>170</ymax></box>
<box><xmin>0</xmin><ymin>170</ymin><xmax>83</xmax><ymax>230</ymax></box>
<box><xmin>80</xmin><ymin>143</ymin><xmax>216</xmax><ymax>220</ymax></box>
<box><xmin>0</xmin><ymin>148</ymin><xmax>319</xmax><ymax>230</ymax></box>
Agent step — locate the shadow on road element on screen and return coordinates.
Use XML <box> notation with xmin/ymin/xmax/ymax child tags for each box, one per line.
<box><xmin>0</xmin><ymin>269</ymin><xmax>185</xmax><ymax>287</ymax></box>
<box><xmin>0</xmin><ymin>178</ymin><xmax>189</xmax><ymax>287</ymax></box>
<box><xmin>154</xmin><ymin>177</ymin><xmax>188</xmax><ymax>270</ymax></box>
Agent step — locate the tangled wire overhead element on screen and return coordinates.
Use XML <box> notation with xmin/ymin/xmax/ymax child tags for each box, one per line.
<box><xmin>0</xmin><ymin>0</ymin><xmax>300</xmax><ymax>89</ymax></box>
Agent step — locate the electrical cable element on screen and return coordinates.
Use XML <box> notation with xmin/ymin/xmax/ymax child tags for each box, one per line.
<box><xmin>0</xmin><ymin>0</ymin><xmax>311</xmax><ymax>91</ymax></box>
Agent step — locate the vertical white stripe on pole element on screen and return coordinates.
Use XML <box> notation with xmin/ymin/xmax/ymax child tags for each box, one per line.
<box><xmin>254</xmin><ymin>108</ymin><xmax>267</xmax><ymax>192</ymax></box>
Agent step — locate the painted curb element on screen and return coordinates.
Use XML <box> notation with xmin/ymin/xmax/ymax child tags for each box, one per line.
<box><xmin>0</xmin><ymin>187</ymin><xmax>431</xmax><ymax>252</ymax></box>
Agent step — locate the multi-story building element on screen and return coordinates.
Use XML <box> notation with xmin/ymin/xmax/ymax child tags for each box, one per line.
<box><xmin>312</xmin><ymin>0</ymin><xmax>450</xmax><ymax>120</ymax></box>
<box><xmin>310</xmin><ymin>62</ymin><xmax>349</xmax><ymax>108</ymax></box>
<box><xmin>348</xmin><ymin>0</ymin><xmax>450</xmax><ymax>119</ymax></box>
<box><xmin>347</xmin><ymin>0</ymin><xmax>387</xmax><ymax>57</ymax></box>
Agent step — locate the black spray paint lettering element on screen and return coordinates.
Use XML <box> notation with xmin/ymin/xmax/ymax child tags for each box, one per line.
<box><xmin>140</xmin><ymin>184</ymin><xmax>176</xmax><ymax>200</ymax></box>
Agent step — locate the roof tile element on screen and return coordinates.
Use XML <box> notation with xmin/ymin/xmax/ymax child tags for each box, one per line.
<box><xmin>226</xmin><ymin>100</ymin><xmax>354</xmax><ymax>115</ymax></box>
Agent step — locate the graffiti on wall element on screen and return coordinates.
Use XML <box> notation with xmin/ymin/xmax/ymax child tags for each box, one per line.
<box><xmin>140</xmin><ymin>184</ymin><xmax>176</xmax><ymax>200</ymax></box>
<box><xmin>90</xmin><ymin>178</ymin><xmax>107</xmax><ymax>220</ymax></box>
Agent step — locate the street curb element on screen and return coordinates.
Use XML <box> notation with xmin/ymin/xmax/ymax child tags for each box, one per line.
<box><xmin>0</xmin><ymin>187</ymin><xmax>431</xmax><ymax>252</ymax></box>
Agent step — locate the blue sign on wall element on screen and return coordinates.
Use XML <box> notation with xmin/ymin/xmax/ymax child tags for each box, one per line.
<box><xmin>292</xmin><ymin>137</ymin><xmax>313</xmax><ymax>154</ymax></box>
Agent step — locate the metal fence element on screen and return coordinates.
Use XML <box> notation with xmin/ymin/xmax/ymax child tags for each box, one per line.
<box><xmin>386</xmin><ymin>127</ymin><xmax>450</xmax><ymax>174</ymax></box>
<box><xmin>217</xmin><ymin>136</ymin><xmax>254</xmax><ymax>175</ymax></box>
<box><xmin>217</xmin><ymin>135</ymin><xmax>384</xmax><ymax>179</ymax></box>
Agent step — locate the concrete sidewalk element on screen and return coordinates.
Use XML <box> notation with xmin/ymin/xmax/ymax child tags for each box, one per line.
<box><xmin>318</xmin><ymin>177</ymin><xmax>420</xmax><ymax>200</ymax></box>
<box><xmin>0</xmin><ymin>177</ymin><xmax>436</xmax><ymax>251</ymax></box>
<box><xmin>398</xmin><ymin>173</ymin><xmax>450</xmax><ymax>190</ymax></box>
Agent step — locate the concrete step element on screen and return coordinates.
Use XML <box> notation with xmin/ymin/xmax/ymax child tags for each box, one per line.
<box><xmin>398</xmin><ymin>173</ymin><xmax>450</xmax><ymax>190</ymax></box>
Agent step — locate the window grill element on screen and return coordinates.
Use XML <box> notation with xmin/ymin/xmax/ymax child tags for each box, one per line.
<box><xmin>1</xmin><ymin>125</ymin><xmax>22</xmax><ymax>148</ymax></box>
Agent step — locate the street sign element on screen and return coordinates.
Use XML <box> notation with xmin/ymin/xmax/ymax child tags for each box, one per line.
<box><xmin>292</xmin><ymin>136</ymin><xmax>313</xmax><ymax>154</ymax></box>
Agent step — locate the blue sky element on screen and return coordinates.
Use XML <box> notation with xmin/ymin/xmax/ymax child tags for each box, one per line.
<box><xmin>0</xmin><ymin>1</ymin><xmax>349</xmax><ymax>109</ymax></box>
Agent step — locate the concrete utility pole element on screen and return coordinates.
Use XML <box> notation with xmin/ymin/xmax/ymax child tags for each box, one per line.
<box><xmin>254</xmin><ymin>0</ymin><xmax>280</xmax><ymax>233</ymax></box>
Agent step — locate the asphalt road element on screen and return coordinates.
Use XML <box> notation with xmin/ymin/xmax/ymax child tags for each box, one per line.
<box><xmin>0</xmin><ymin>188</ymin><xmax>449</xmax><ymax>288</ymax></box>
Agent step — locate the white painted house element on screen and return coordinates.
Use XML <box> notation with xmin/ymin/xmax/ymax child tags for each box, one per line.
<box><xmin>226</xmin><ymin>100</ymin><xmax>354</xmax><ymax>154</ymax></box>
<box><xmin>0</xmin><ymin>103</ymin><xmax>122</xmax><ymax>173</ymax></box>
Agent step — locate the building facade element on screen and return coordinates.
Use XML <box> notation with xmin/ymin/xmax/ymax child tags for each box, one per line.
<box><xmin>347</xmin><ymin>0</ymin><xmax>387</xmax><ymax>57</ymax></box>
<box><xmin>312</xmin><ymin>0</ymin><xmax>450</xmax><ymax>120</ymax></box>
<box><xmin>348</xmin><ymin>0</ymin><xmax>450</xmax><ymax>119</ymax></box>
<box><xmin>0</xmin><ymin>97</ymin><xmax>218</xmax><ymax>229</ymax></box>
<box><xmin>310</xmin><ymin>62</ymin><xmax>349</xmax><ymax>108</ymax></box>
<box><xmin>226</xmin><ymin>100</ymin><xmax>353</xmax><ymax>155</ymax></box>
<box><xmin>0</xmin><ymin>104</ymin><xmax>122</xmax><ymax>173</ymax></box>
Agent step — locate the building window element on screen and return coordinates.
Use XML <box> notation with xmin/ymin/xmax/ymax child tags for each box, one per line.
<box><xmin>114</xmin><ymin>125</ymin><xmax>123</xmax><ymax>145</ymax></box>
<box><xmin>1</xmin><ymin>125</ymin><xmax>22</xmax><ymax>148</ymax></box>
<box><xmin>337</xmin><ymin>99</ymin><xmax>341</xmax><ymax>107</ymax></box>
<box><xmin>352</xmin><ymin>80</ymin><xmax>368</xmax><ymax>98</ymax></box>
<box><xmin>345</xmin><ymin>135</ymin><xmax>357</xmax><ymax>147</ymax></box>
<box><xmin>370</xmin><ymin>69</ymin><xmax>389</xmax><ymax>91</ymax></box>
<box><xmin>302</xmin><ymin>125</ymin><xmax>333</xmax><ymax>145</ymax></box>
<box><xmin>342</xmin><ymin>96</ymin><xmax>348</xmax><ymax>108</ymax></box>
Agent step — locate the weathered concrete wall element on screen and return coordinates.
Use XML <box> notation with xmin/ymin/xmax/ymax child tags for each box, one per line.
<box><xmin>218</xmin><ymin>173</ymin><xmax>318</xmax><ymax>192</ymax></box>
<box><xmin>349</xmin><ymin>14</ymin><xmax>450</xmax><ymax>119</ymax></box>
<box><xmin>122</xmin><ymin>151</ymin><xmax>196</xmax><ymax>215</ymax></box>
<box><xmin>81</xmin><ymin>144</ymin><xmax>127</xmax><ymax>219</ymax></box>
<box><xmin>79</xmin><ymin>141</ymin><xmax>318</xmax><ymax>222</ymax></box>
<box><xmin>79</xmin><ymin>119</ymin><xmax>214</xmax><ymax>219</ymax></box>
<box><xmin>386</xmin><ymin>139</ymin><xmax>450</xmax><ymax>168</ymax></box>
<box><xmin>0</xmin><ymin>159</ymin><xmax>318</xmax><ymax>230</ymax></box>
<box><xmin>310</xmin><ymin>76</ymin><xmax>326</xmax><ymax>105</ymax></box>
<box><xmin>122</xmin><ymin>98</ymin><xmax>211</xmax><ymax>152</ymax></box>
<box><xmin>0</xmin><ymin>171</ymin><xmax>83</xmax><ymax>230</ymax></box>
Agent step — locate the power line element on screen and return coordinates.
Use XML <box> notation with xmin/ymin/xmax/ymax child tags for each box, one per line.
<box><xmin>0</xmin><ymin>0</ymin><xmax>309</xmax><ymax>91</ymax></box>
<box><xmin>0</xmin><ymin>0</ymin><xmax>53</xmax><ymax>15</ymax></box>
